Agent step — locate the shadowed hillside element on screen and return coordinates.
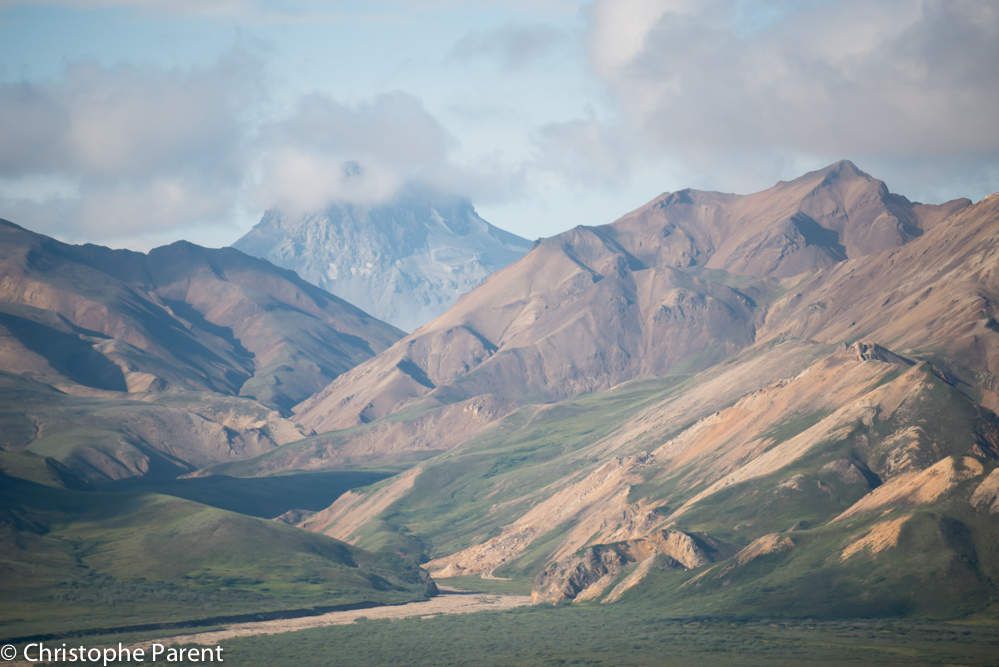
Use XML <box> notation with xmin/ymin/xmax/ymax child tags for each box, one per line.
<box><xmin>0</xmin><ymin>222</ymin><xmax>403</xmax><ymax>481</ymax></box>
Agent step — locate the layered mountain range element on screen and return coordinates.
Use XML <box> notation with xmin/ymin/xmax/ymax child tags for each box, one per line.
<box><xmin>1</xmin><ymin>160</ymin><xmax>997</xmax><ymax>630</ymax></box>
<box><xmin>254</xmin><ymin>161</ymin><xmax>998</xmax><ymax>618</ymax></box>
<box><xmin>233</xmin><ymin>187</ymin><xmax>532</xmax><ymax>332</ymax></box>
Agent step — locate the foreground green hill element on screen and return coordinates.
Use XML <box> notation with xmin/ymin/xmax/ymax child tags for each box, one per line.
<box><xmin>0</xmin><ymin>452</ymin><xmax>434</xmax><ymax>640</ymax></box>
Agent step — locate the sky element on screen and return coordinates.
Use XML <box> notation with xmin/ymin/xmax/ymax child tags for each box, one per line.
<box><xmin>0</xmin><ymin>0</ymin><xmax>997</xmax><ymax>249</ymax></box>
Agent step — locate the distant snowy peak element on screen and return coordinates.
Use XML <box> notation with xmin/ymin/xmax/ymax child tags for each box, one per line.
<box><xmin>233</xmin><ymin>188</ymin><xmax>532</xmax><ymax>331</ymax></box>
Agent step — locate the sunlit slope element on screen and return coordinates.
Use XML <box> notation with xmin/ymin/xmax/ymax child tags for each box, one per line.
<box><xmin>305</xmin><ymin>341</ymin><xmax>998</xmax><ymax>618</ymax></box>
<box><xmin>305</xmin><ymin>184</ymin><xmax>999</xmax><ymax>615</ymax></box>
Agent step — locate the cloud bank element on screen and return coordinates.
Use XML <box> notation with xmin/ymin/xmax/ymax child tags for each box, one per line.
<box><xmin>573</xmin><ymin>0</ymin><xmax>999</xmax><ymax>194</ymax></box>
<box><xmin>0</xmin><ymin>57</ymin><xmax>516</xmax><ymax>246</ymax></box>
<box><xmin>254</xmin><ymin>92</ymin><xmax>454</xmax><ymax>215</ymax></box>
<box><xmin>0</xmin><ymin>53</ymin><xmax>257</xmax><ymax>244</ymax></box>
<box><xmin>0</xmin><ymin>1</ymin><xmax>996</xmax><ymax>247</ymax></box>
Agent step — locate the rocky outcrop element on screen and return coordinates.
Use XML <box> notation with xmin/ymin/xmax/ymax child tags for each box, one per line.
<box><xmin>273</xmin><ymin>508</ymin><xmax>316</xmax><ymax>525</ymax></box>
<box><xmin>531</xmin><ymin>529</ymin><xmax>711</xmax><ymax>604</ymax></box>
<box><xmin>425</xmin><ymin>454</ymin><xmax>658</xmax><ymax>579</ymax></box>
<box><xmin>852</xmin><ymin>341</ymin><xmax>914</xmax><ymax>366</ymax></box>
<box><xmin>970</xmin><ymin>468</ymin><xmax>999</xmax><ymax>513</ymax></box>
<box><xmin>735</xmin><ymin>533</ymin><xmax>795</xmax><ymax>566</ymax></box>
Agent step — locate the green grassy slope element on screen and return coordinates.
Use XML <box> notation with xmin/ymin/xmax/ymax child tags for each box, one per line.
<box><xmin>196</xmin><ymin>425</ymin><xmax>438</xmax><ymax>479</ymax></box>
<box><xmin>337</xmin><ymin>343</ymin><xmax>820</xmax><ymax>562</ymax></box>
<box><xmin>348</xmin><ymin>373</ymin><xmax>697</xmax><ymax>561</ymax></box>
<box><xmin>0</xmin><ymin>453</ymin><xmax>433</xmax><ymax>639</ymax></box>
<box><xmin>0</xmin><ymin>372</ymin><xmax>302</xmax><ymax>483</ymax></box>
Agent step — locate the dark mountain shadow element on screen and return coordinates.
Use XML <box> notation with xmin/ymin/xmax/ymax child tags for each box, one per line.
<box><xmin>98</xmin><ymin>469</ymin><xmax>392</xmax><ymax>518</ymax></box>
<box><xmin>0</xmin><ymin>311</ymin><xmax>126</xmax><ymax>391</ymax></box>
<box><xmin>790</xmin><ymin>212</ymin><xmax>848</xmax><ymax>259</ymax></box>
<box><xmin>160</xmin><ymin>298</ymin><xmax>255</xmax><ymax>371</ymax></box>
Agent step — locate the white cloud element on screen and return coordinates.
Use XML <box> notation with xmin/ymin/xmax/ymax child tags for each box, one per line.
<box><xmin>0</xmin><ymin>82</ymin><xmax>70</xmax><ymax>174</ymax></box>
<box><xmin>0</xmin><ymin>53</ymin><xmax>258</xmax><ymax>243</ymax></box>
<box><xmin>252</xmin><ymin>90</ymin><xmax>525</xmax><ymax>214</ymax></box>
<box><xmin>587</xmin><ymin>0</ymin><xmax>678</xmax><ymax>77</ymax></box>
<box><xmin>574</xmin><ymin>0</ymin><xmax>999</xmax><ymax>198</ymax></box>
<box><xmin>60</xmin><ymin>61</ymin><xmax>250</xmax><ymax>178</ymax></box>
<box><xmin>255</xmin><ymin>150</ymin><xmax>403</xmax><ymax>215</ymax></box>
<box><xmin>265</xmin><ymin>92</ymin><xmax>453</xmax><ymax>171</ymax></box>
<box><xmin>252</xmin><ymin>91</ymin><xmax>453</xmax><ymax>213</ymax></box>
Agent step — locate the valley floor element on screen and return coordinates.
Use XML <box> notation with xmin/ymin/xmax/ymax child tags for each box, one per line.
<box><xmin>130</xmin><ymin>589</ymin><xmax>531</xmax><ymax>649</ymax></box>
<box><xmin>32</xmin><ymin>594</ymin><xmax>995</xmax><ymax>666</ymax></box>
<box><xmin>147</xmin><ymin>603</ymin><xmax>999</xmax><ymax>666</ymax></box>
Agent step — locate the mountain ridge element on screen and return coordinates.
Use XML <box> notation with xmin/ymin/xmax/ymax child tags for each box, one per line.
<box><xmin>293</xmin><ymin>161</ymin><xmax>974</xmax><ymax>434</ymax></box>
<box><xmin>0</xmin><ymin>219</ymin><xmax>401</xmax><ymax>407</ymax></box>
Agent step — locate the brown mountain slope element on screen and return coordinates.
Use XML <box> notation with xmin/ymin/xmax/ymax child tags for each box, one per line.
<box><xmin>760</xmin><ymin>192</ymin><xmax>999</xmax><ymax>409</ymax></box>
<box><xmin>294</xmin><ymin>161</ymin><xmax>969</xmax><ymax>433</ymax></box>
<box><xmin>0</xmin><ymin>219</ymin><xmax>402</xmax><ymax>412</ymax></box>
<box><xmin>0</xmin><ymin>372</ymin><xmax>304</xmax><ymax>483</ymax></box>
<box><xmin>607</xmin><ymin>160</ymin><xmax>968</xmax><ymax>277</ymax></box>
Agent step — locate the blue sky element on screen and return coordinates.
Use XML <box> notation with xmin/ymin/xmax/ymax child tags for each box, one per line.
<box><xmin>1</xmin><ymin>0</ymin><xmax>996</xmax><ymax>249</ymax></box>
